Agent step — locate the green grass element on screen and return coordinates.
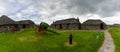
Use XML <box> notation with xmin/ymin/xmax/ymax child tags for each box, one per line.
<box><xmin>109</xmin><ymin>28</ymin><xmax>120</xmax><ymax>52</ymax></box>
<box><xmin>0</xmin><ymin>28</ymin><xmax>104</xmax><ymax>52</ymax></box>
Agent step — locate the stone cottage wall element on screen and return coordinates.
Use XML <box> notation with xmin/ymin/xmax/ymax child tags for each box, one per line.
<box><xmin>50</xmin><ymin>24</ymin><xmax>55</xmax><ymax>29</ymax></box>
<box><xmin>69</xmin><ymin>23</ymin><xmax>80</xmax><ymax>30</ymax></box>
<box><xmin>62</xmin><ymin>24</ymin><xmax>68</xmax><ymax>30</ymax></box>
<box><xmin>81</xmin><ymin>25</ymin><xmax>101</xmax><ymax>30</ymax></box>
<box><xmin>18</xmin><ymin>24</ymin><xmax>34</xmax><ymax>29</ymax></box>
<box><xmin>55</xmin><ymin>24</ymin><xmax>60</xmax><ymax>29</ymax></box>
<box><xmin>0</xmin><ymin>25</ymin><xmax>16</xmax><ymax>32</ymax></box>
<box><xmin>0</xmin><ymin>26</ymin><xmax>8</xmax><ymax>32</ymax></box>
<box><xmin>103</xmin><ymin>24</ymin><xmax>107</xmax><ymax>29</ymax></box>
<box><xmin>50</xmin><ymin>23</ymin><xmax>81</xmax><ymax>30</ymax></box>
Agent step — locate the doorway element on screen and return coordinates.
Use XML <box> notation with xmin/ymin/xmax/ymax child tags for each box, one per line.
<box><xmin>67</xmin><ymin>23</ymin><xmax>69</xmax><ymax>29</ymax></box>
<box><xmin>60</xmin><ymin>24</ymin><xmax>62</xmax><ymax>29</ymax></box>
<box><xmin>23</xmin><ymin>24</ymin><xmax>26</xmax><ymax>28</ymax></box>
<box><xmin>100</xmin><ymin>23</ymin><xmax>104</xmax><ymax>29</ymax></box>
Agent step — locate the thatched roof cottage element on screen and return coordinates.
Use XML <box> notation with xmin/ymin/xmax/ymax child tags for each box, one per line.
<box><xmin>16</xmin><ymin>20</ymin><xmax>35</xmax><ymax>29</ymax></box>
<box><xmin>112</xmin><ymin>24</ymin><xmax>120</xmax><ymax>27</ymax></box>
<box><xmin>51</xmin><ymin>18</ymin><xmax>81</xmax><ymax>30</ymax></box>
<box><xmin>81</xmin><ymin>19</ymin><xmax>107</xmax><ymax>30</ymax></box>
<box><xmin>0</xmin><ymin>15</ymin><xmax>35</xmax><ymax>32</ymax></box>
<box><xmin>0</xmin><ymin>15</ymin><xmax>17</xmax><ymax>32</ymax></box>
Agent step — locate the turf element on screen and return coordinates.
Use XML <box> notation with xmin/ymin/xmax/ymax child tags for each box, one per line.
<box><xmin>109</xmin><ymin>28</ymin><xmax>120</xmax><ymax>52</ymax></box>
<box><xmin>0</xmin><ymin>28</ymin><xmax>104</xmax><ymax>52</ymax></box>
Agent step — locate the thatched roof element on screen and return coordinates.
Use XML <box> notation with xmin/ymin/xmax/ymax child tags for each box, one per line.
<box><xmin>52</xmin><ymin>18</ymin><xmax>80</xmax><ymax>24</ymax></box>
<box><xmin>0</xmin><ymin>15</ymin><xmax>16</xmax><ymax>25</ymax></box>
<box><xmin>82</xmin><ymin>19</ymin><xmax>106</xmax><ymax>25</ymax></box>
<box><xmin>16</xmin><ymin>20</ymin><xmax>35</xmax><ymax>24</ymax></box>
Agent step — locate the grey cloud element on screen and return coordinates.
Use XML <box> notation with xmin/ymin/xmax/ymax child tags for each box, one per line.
<box><xmin>36</xmin><ymin>0</ymin><xmax>120</xmax><ymax>17</ymax></box>
<box><xmin>97</xmin><ymin>0</ymin><xmax>120</xmax><ymax>17</ymax></box>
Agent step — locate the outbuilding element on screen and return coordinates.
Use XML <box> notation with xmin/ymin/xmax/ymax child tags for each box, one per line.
<box><xmin>81</xmin><ymin>19</ymin><xmax>107</xmax><ymax>30</ymax></box>
<box><xmin>51</xmin><ymin>18</ymin><xmax>81</xmax><ymax>30</ymax></box>
<box><xmin>0</xmin><ymin>15</ymin><xmax>17</xmax><ymax>32</ymax></box>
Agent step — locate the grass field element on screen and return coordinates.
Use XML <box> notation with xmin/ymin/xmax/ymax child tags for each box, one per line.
<box><xmin>109</xmin><ymin>28</ymin><xmax>120</xmax><ymax>52</ymax></box>
<box><xmin>0</xmin><ymin>28</ymin><xmax>104</xmax><ymax>52</ymax></box>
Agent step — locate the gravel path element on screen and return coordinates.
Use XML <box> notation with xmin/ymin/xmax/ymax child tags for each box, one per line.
<box><xmin>98</xmin><ymin>30</ymin><xmax>115</xmax><ymax>52</ymax></box>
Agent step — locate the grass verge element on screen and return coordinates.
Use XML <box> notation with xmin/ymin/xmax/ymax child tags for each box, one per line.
<box><xmin>109</xmin><ymin>28</ymin><xmax>120</xmax><ymax>52</ymax></box>
<box><xmin>0</xmin><ymin>28</ymin><xmax>104</xmax><ymax>52</ymax></box>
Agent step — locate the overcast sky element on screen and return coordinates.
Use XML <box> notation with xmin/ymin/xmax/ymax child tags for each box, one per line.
<box><xmin>0</xmin><ymin>0</ymin><xmax>120</xmax><ymax>25</ymax></box>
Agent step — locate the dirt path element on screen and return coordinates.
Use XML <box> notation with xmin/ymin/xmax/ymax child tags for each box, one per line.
<box><xmin>98</xmin><ymin>30</ymin><xmax>115</xmax><ymax>52</ymax></box>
